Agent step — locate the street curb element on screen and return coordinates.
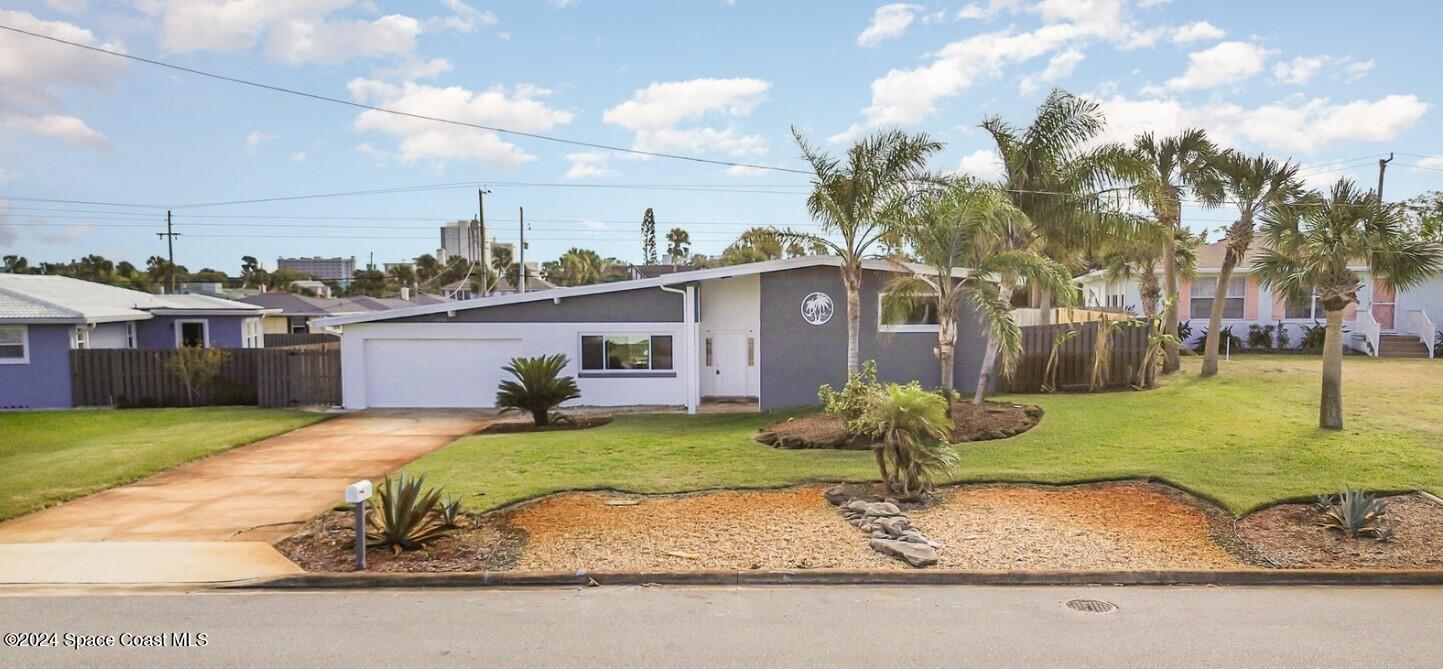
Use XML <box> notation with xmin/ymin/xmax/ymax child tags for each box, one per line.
<box><xmin>229</xmin><ymin>568</ymin><xmax>1443</xmax><ymax>590</ymax></box>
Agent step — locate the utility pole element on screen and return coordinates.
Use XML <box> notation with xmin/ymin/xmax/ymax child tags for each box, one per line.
<box><xmin>518</xmin><ymin>206</ymin><xmax>526</xmax><ymax>294</ymax></box>
<box><xmin>155</xmin><ymin>209</ymin><xmax>180</xmax><ymax>294</ymax></box>
<box><xmin>1378</xmin><ymin>153</ymin><xmax>1395</xmax><ymax>202</ymax></box>
<box><xmin>477</xmin><ymin>187</ymin><xmax>492</xmax><ymax>296</ymax></box>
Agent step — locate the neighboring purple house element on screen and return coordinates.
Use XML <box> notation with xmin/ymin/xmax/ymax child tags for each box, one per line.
<box><xmin>0</xmin><ymin>274</ymin><xmax>273</xmax><ymax>409</ymax></box>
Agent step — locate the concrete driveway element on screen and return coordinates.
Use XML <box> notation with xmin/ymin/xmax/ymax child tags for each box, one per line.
<box><xmin>0</xmin><ymin>410</ymin><xmax>492</xmax><ymax>544</ymax></box>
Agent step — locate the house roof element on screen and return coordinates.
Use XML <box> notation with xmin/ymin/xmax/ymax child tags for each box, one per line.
<box><xmin>1075</xmin><ymin>240</ymin><xmax>1368</xmax><ymax>283</ymax></box>
<box><xmin>628</xmin><ymin>264</ymin><xmax>703</xmax><ymax>278</ymax></box>
<box><xmin>0</xmin><ymin>274</ymin><xmax>269</xmax><ymax>324</ymax></box>
<box><xmin>315</xmin><ymin>255</ymin><xmax>970</xmax><ymax>328</ymax></box>
<box><xmin>239</xmin><ymin>291</ymin><xmax>452</xmax><ymax>316</ymax></box>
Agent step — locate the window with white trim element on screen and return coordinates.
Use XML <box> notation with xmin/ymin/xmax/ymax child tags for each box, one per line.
<box><xmin>580</xmin><ymin>334</ymin><xmax>673</xmax><ymax>372</ymax></box>
<box><xmin>242</xmin><ymin>318</ymin><xmax>263</xmax><ymax>349</ymax></box>
<box><xmin>1285</xmin><ymin>292</ymin><xmax>1321</xmax><ymax>320</ymax></box>
<box><xmin>69</xmin><ymin>326</ymin><xmax>90</xmax><ymax>350</ymax></box>
<box><xmin>878</xmin><ymin>294</ymin><xmax>941</xmax><ymax>332</ymax></box>
<box><xmin>1190</xmin><ymin>277</ymin><xmax>1245</xmax><ymax>320</ymax></box>
<box><xmin>0</xmin><ymin>325</ymin><xmax>28</xmax><ymax>363</ymax></box>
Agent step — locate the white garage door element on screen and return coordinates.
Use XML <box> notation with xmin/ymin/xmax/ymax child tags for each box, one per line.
<box><xmin>363</xmin><ymin>338</ymin><xmax>524</xmax><ymax>408</ymax></box>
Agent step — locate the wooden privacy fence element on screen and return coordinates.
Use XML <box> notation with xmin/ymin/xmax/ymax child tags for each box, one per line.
<box><xmin>264</xmin><ymin>333</ymin><xmax>340</xmax><ymax>349</ymax></box>
<box><xmin>71</xmin><ymin>348</ymin><xmax>340</xmax><ymax>408</ymax></box>
<box><xmin>1001</xmin><ymin>320</ymin><xmax>1150</xmax><ymax>393</ymax></box>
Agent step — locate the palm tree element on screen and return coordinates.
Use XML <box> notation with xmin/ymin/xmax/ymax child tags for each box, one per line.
<box><xmin>778</xmin><ymin>127</ymin><xmax>942</xmax><ymax>375</ymax></box>
<box><xmin>883</xmin><ymin>180</ymin><xmax>1074</xmax><ymax>403</ymax></box>
<box><xmin>665</xmin><ymin>227</ymin><xmax>691</xmax><ymax>264</ymax></box>
<box><xmin>1199</xmin><ymin>151</ymin><xmax>1303</xmax><ymax>377</ymax></box>
<box><xmin>1097</xmin><ymin>222</ymin><xmax>1202</xmax><ymax>387</ymax></box>
<box><xmin>1253</xmin><ymin>179</ymin><xmax>1443</xmax><ymax>429</ymax></box>
<box><xmin>414</xmin><ymin>253</ymin><xmax>441</xmax><ymax>285</ymax></box>
<box><xmin>387</xmin><ymin>263</ymin><xmax>416</xmax><ymax>289</ymax></box>
<box><xmin>547</xmin><ymin>248</ymin><xmax>607</xmax><ymax>286</ymax></box>
<box><xmin>983</xmin><ymin>88</ymin><xmax>1134</xmax><ymax>324</ymax></box>
<box><xmin>1128</xmin><ymin>129</ymin><xmax>1224</xmax><ymax>373</ymax></box>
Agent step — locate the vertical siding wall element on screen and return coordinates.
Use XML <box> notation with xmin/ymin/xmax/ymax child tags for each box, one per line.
<box><xmin>134</xmin><ymin>315</ymin><xmax>253</xmax><ymax>349</ymax></box>
<box><xmin>758</xmin><ymin>266</ymin><xmax>989</xmax><ymax>410</ymax></box>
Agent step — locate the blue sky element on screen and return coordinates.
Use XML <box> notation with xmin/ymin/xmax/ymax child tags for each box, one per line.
<box><xmin>2</xmin><ymin>0</ymin><xmax>1442</xmax><ymax>273</ymax></box>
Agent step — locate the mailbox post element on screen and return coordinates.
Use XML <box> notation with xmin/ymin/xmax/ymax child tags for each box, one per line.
<box><xmin>345</xmin><ymin>480</ymin><xmax>373</xmax><ymax>571</ymax></box>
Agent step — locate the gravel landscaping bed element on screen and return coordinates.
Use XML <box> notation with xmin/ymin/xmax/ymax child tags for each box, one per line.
<box><xmin>1236</xmin><ymin>493</ymin><xmax>1443</xmax><ymax>569</ymax></box>
<box><xmin>276</xmin><ymin>509</ymin><xmax>525</xmax><ymax>573</ymax></box>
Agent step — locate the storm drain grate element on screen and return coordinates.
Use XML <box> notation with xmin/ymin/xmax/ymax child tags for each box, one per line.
<box><xmin>1064</xmin><ymin>598</ymin><xmax>1118</xmax><ymax>614</ymax></box>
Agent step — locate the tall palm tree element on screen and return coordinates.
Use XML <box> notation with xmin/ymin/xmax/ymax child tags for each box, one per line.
<box><xmin>1097</xmin><ymin>222</ymin><xmax>1202</xmax><ymax>387</ymax></box>
<box><xmin>414</xmin><ymin>253</ymin><xmax>441</xmax><ymax>285</ymax></box>
<box><xmin>665</xmin><ymin>227</ymin><xmax>691</xmax><ymax>264</ymax></box>
<box><xmin>1199</xmin><ymin>151</ymin><xmax>1303</xmax><ymax>377</ymax></box>
<box><xmin>779</xmin><ymin>127</ymin><xmax>942</xmax><ymax>375</ymax></box>
<box><xmin>883</xmin><ymin>180</ymin><xmax>1074</xmax><ymax>403</ymax></box>
<box><xmin>1128</xmin><ymin>129</ymin><xmax>1223</xmax><ymax>373</ymax></box>
<box><xmin>983</xmin><ymin>88</ymin><xmax>1133</xmax><ymax>324</ymax></box>
<box><xmin>547</xmin><ymin>248</ymin><xmax>606</xmax><ymax>286</ymax></box>
<box><xmin>1253</xmin><ymin>179</ymin><xmax>1443</xmax><ymax>429</ymax></box>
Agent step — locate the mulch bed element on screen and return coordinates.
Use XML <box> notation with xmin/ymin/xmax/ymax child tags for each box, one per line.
<box><xmin>756</xmin><ymin>401</ymin><xmax>1041</xmax><ymax>450</ymax></box>
<box><xmin>477</xmin><ymin>415</ymin><xmax>613</xmax><ymax>435</ymax></box>
<box><xmin>275</xmin><ymin>509</ymin><xmax>526</xmax><ymax>573</ymax></box>
<box><xmin>1235</xmin><ymin>493</ymin><xmax>1443</xmax><ymax>569</ymax></box>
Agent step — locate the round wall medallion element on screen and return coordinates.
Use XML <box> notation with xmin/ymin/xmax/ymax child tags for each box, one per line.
<box><xmin>800</xmin><ymin>291</ymin><xmax>834</xmax><ymax>326</ymax></box>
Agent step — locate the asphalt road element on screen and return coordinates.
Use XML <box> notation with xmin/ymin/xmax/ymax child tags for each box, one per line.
<box><xmin>2</xmin><ymin>585</ymin><xmax>1441</xmax><ymax>667</ymax></box>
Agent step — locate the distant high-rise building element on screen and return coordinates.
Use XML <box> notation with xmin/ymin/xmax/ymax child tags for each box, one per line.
<box><xmin>439</xmin><ymin>220</ymin><xmax>494</xmax><ymax>268</ymax></box>
<box><xmin>277</xmin><ymin>256</ymin><xmax>355</xmax><ymax>285</ymax></box>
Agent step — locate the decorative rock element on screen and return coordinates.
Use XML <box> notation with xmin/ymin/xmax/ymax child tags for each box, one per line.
<box><xmin>869</xmin><ymin>538</ymin><xmax>938</xmax><ymax>567</ymax></box>
<box><xmin>857</xmin><ymin>501</ymin><xmax>902</xmax><ymax>518</ymax></box>
<box><xmin>874</xmin><ymin>516</ymin><xmax>912</xmax><ymax>536</ymax></box>
<box><xmin>824</xmin><ymin>484</ymin><xmax>874</xmax><ymax>506</ymax></box>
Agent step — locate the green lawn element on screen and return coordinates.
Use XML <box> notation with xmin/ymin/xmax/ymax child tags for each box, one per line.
<box><xmin>408</xmin><ymin>355</ymin><xmax>1443</xmax><ymax>516</ymax></box>
<box><xmin>0</xmin><ymin>408</ymin><xmax>327</xmax><ymax>521</ymax></box>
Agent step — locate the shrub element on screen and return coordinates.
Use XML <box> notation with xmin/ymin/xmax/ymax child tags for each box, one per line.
<box><xmin>1298</xmin><ymin>321</ymin><xmax>1328</xmax><ymax>351</ymax></box>
<box><xmin>496</xmin><ymin>354</ymin><xmax>581</xmax><ymax>427</ymax></box>
<box><xmin>1246</xmin><ymin>324</ymin><xmax>1275</xmax><ymax>350</ymax></box>
<box><xmin>1176</xmin><ymin>320</ymin><xmax>1193</xmax><ymax>346</ymax></box>
<box><xmin>365</xmin><ymin>473</ymin><xmax>451</xmax><ymax>554</ymax></box>
<box><xmin>1315</xmin><ymin>488</ymin><xmax>1394</xmax><ymax>541</ymax></box>
<box><xmin>851</xmin><ymin>383</ymin><xmax>959</xmax><ymax>499</ymax></box>
<box><xmin>1192</xmin><ymin>325</ymin><xmax>1243</xmax><ymax>354</ymax></box>
<box><xmin>166</xmin><ymin>347</ymin><xmax>230</xmax><ymax>406</ymax></box>
<box><xmin>818</xmin><ymin>359</ymin><xmax>882</xmax><ymax>423</ymax></box>
<box><xmin>1274</xmin><ymin>322</ymin><xmax>1292</xmax><ymax>350</ymax></box>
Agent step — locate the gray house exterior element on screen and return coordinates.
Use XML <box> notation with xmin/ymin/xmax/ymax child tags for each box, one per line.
<box><xmin>315</xmin><ymin>256</ymin><xmax>991</xmax><ymax>412</ymax></box>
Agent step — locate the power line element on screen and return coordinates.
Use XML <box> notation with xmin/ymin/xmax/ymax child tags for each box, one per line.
<box><xmin>0</xmin><ymin>23</ymin><xmax>810</xmax><ymax>176</ymax></box>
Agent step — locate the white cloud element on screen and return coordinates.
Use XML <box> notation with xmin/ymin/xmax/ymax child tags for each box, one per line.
<box><xmin>857</xmin><ymin>4</ymin><xmax>921</xmax><ymax>48</ymax></box>
<box><xmin>44</xmin><ymin>0</ymin><xmax>87</xmax><ymax>14</ymax></box>
<box><xmin>0</xmin><ymin>10</ymin><xmax>125</xmax><ymax>144</ymax></box>
<box><xmin>149</xmin><ymin>1</ymin><xmax>425</xmax><ymax>65</ymax></box>
<box><xmin>1160</xmin><ymin>41</ymin><xmax>1272</xmax><ymax>92</ymax></box>
<box><xmin>245</xmin><ymin>130</ymin><xmax>276</xmax><ymax>154</ymax></box>
<box><xmin>952</xmin><ymin>149</ymin><xmax>1005</xmax><ymax>181</ymax></box>
<box><xmin>1019</xmin><ymin>48</ymin><xmax>1085</xmax><ymax>94</ymax></box>
<box><xmin>955</xmin><ymin>0</ymin><xmax>1022</xmax><ymax>20</ymax></box>
<box><xmin>839</xmin><ymin>0</ymin><xmax>1153</xmax><ymax>136</ymax></box>
<box><xmin>1415</xmin><ymin>155</ymin><xmax>1443</xmax><ymax>170</ymax></box>
<box><xmin>349</xmin><ymin>79</ymin><xmax>573</xmax><ymax>167</ymax></box>
<box><xmin>290</xmin><ymin>151</ymin><xmax>307</xmax><ymax>162</ymax></box>
<box><xmin>550</xmin><ymin>0</ymin><xmax>579</xmax><ymax>8</ymax></box>
<box><xmin>2</xmin><ymin>114</ymin><xmax>111</xmax><ymax>151</ymax></box>
<box><xmin>564</xmin><ymin>152</ymin><xmax>617</xmax><ymax>179</ymax></box>
<box><xmin>375</xmin><ymin>57</ymin><xmax>454</xmax><ymax>81</ymax></box>
<box><xmin>604</xmin><ymin>78</ymin><xmax>771</xmax><ymax>157</ymax></box>
<box><xmin>1272</xmin><ymin>56</ymin><xmax>1326</xmax><ymax>86</ymax></box>
<box><xmin>1137</xmin><ymin>0</ymin><xmax>1171</xmax><ymax>7</ymax></box>
<box><xmin>1343</xmin><ymin>59</ymin><xmax>1375</xmax><ymax>83</ymax></box>
<box><xmin>1089</xmin><ymin>93</ymin><xmax>1429</xmax><ymax>154</ymax></box>
<box><xmin>1169</xmin><ymin>21</ymin><xmax>1224</xmax><ymax>44</ymax></box>
<box><xmin>438</xmin><ymin>0</ymin><xmax>497</xmax><ymax>33</ymax></box>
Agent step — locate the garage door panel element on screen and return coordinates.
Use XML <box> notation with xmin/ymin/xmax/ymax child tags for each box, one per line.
<box><xmin>363</xmin><ymin>338</ymin><xmax>523</xmax><ymax>408</ymax></box>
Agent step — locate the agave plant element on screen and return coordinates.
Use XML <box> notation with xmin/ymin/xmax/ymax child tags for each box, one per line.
<box><xmin>1315</xmin><ymin>488</ymin><xmax>1394</xmax><ymax>541</ymax></box>
<box><xmin>435</xmin><ymin>495</ymin><xmax>465</xmax><ymax>529</ymax></box>
<box><xmin>496</xmin><ymin>354</ymin><xmax>582</xmax><ymax>427</ymax></box>
<box><xmin>851</xmin><ymin>383</ymin><xmax>959</xmax><ymax>499</ymax></box>
<box><xmin>366</xmin><ymin>473</ymin><xmax>451</xmax><ymax>554</ymax></box>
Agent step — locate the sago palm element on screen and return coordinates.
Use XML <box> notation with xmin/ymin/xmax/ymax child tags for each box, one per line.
<box><xmin>851</xmin><ymin>383</ymin><xmax>959</xmax><ymax>499</ymax></box>
<box><xmin>776</xmin><ymin>127</ymin><xmax>942</xmax><ymax>376</ymax></box>
<box><xmin>982</xmin><ymin>88</ymin><xmax>1134</xmax><ymax>324</ymax></box>
<box><xmin>1200</xmin><ymin>151</ymin><xmax>1303</xmax><ymax>377</ymax></box>
<box><xmin>1253</xmin><ymin>178</ymin><xmax>1443</xmax><ymax>429</ymax></box>
<box><xmin>495</xmin><ymin>354</ymin><xmax>582</xmax><ymax>426</ymax></box>
<box><xmin>1127</xmin><ymin>129</ymin><xmax>1223</xmax><ymax>373</ymax></box>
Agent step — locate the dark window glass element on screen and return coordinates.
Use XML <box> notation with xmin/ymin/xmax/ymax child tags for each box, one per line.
<box><xmin>581</xmin><ymin>335</ymin><xmax>604</xmax><ymax>370</ymax></box>
<box><xmin>651</xmin><ymin>335</ymin><xmax>673</xmax><ymax>370</ymax></box>
<box><xmin>606</xmin><ymin>335</ymin><xmax>650</xmax><ymax>369</ymax></box>
<box><xmin>883</xmin><ymin>295</ymin><xmax>941</xmax><ymax>325</ymax></box>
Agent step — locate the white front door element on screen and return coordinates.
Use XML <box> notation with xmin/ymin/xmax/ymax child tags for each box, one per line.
<box><xmin>712</xmin><ymin>332</ymin><xmax>748</xmax><ymax>397</ymax></box>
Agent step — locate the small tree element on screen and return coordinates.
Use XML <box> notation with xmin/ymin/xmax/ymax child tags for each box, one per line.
<box><xmin>166</xmin><ymin>347</ymin><xmax>229</xmax><ymax>406</ymax></box>
<box><xmin>851</xmin><ymin>383</ymin><xmax>959</xmax><ymax>499</ymax></box>
<box><xmin>496</xmin><ymin>354</ymin><xmax>581</xmax><ymax>426</ymax></box>
<box><xmin>641</xmin><ymin>208</ymin><xmax>659</xmax><ymax>264</ymax></box>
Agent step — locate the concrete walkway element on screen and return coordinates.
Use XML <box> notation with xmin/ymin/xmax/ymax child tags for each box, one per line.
<box><xmin>0</xmin><ymin>410</ymin><xmax>491</xmax><ymax>544</ymax></box>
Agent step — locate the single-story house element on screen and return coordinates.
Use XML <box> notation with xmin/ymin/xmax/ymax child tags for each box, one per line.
<box><xmin>1076</xmin><ymin>240</ymin><xmax>1443</xmax><ymax>357</ymax></box>
<box><xmin>314</xmin><ymin>256</ymin><xmax>991</xmax><ymax>413</ymax></box>
<box><xmin>0</xmin><ymin>274</ymin><xmax>273</xmax><ymax>409</ymax></box>
<box><xmin>237</xmin><ymin>291</ymin><xmax>451</xmax><ymax>334</ymax></box>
